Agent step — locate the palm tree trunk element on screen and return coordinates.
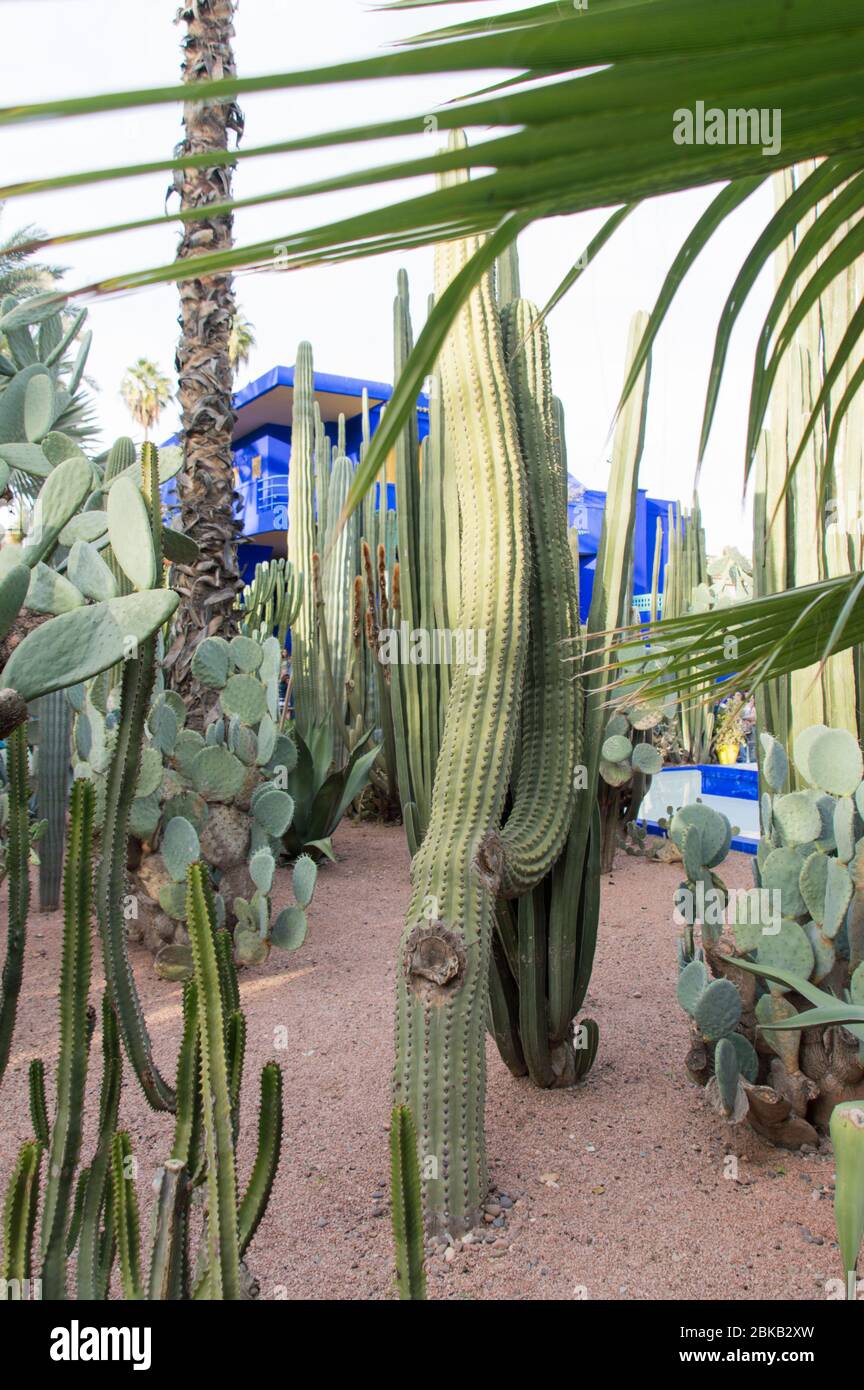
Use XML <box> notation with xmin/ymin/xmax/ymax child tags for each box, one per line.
<box><xmin>167</xmin><ymin>0</ymin><xmax>244</xmax><ymax>722</ymax></box>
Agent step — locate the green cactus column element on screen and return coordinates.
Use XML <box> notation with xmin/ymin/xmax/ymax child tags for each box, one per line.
<box><xmin>0</xmin><ymin>724</ymin><xmax>31</xmax><ymax>1088</ymax></box>
<box><xmin>476</xmin><ymin>295</ymin><xmax>578</xmax><ymax>899</ymax></box>
<box><xmin>35</xmin><ymin>689</ymin><xmax>71</xmax><ymax>912</ymax></box>
<box><xmin>393</xmin><ymin>225</ymin><xmax>529</xmax><ymax>1236</ymax></box>
<box><xmin>286</xmin><ymin>342</ymin><xmax>324</xmax><ymax>734</ymax></box>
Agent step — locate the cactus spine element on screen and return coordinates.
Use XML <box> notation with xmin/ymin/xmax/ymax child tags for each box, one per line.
<box><xmin>389</xmin><ymin>1104</ymin><xmax>426</xmax><ymax>1300</ymax></box>
<box><xmin>393</xmin><ymin>216</ymin><xmax>529</xmax><ymax>1234</ymax></box>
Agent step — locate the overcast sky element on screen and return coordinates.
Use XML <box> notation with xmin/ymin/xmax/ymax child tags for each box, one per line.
<box><xmin>0</xmin><ymin>0</ymin><xmax>776</xmax><ymax>552</ymax></box>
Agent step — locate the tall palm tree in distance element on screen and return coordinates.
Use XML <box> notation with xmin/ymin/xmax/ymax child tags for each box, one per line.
<box><xmin>228</xmin><ymin>307</ymin><xmax>256</xmax><ymax>378</ymax></box>
<box><xmin>119</xmin><ymin>357</ymin><xmax>172</xmax><ymax>439</ymax></box>
<box><xmin>167</xmin><ymin>0</ymin><xmax>245</xmax><ymax>717</ymax></box>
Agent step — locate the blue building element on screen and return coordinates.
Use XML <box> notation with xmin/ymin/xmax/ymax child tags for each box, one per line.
<box><xmin>165</xmin><ymin>364</ymin><xmax>674</xmax><ymax>622</ymax></box>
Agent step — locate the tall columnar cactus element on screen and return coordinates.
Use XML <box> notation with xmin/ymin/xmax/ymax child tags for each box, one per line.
<box><xmin>476</xmin><ymin>295</ymin><xmax>578</xmax><ymax>898</ymax></box>
<box><xmin>185</xmin><ymin>862</ymin><xmax>241</xmax><ymax>1299</ymax></box>
<box><xmin>286</xmin><ymin>342</ymin><xmax>325</xmax><ymax>734</ymax></box>
<box><xmin>96</xmin><ymin>442</ymin><xmax>177</xmax><ymax>1111</ymax></box>
<box><xmin>35</xmin><ymin>688</ymin><xmax>71</xmax><ymax>912</ymax></box>
<box><xmin>2</xmin><ymin>834</ymin><xmax>284</xmax><ymax>1299</ymax></box>
<box><xmin>386</xmin><ymin>274</ymin><xmax>458</xmax><ymax>852</ymax></box>
<box><xmin>0</xmin><ymin>724</ymin><xmax>30</xmax><ymax>1089</ymax></box>
<box><xmin>40</xmin><ymin>778</ymin><xmax>94</xmax><ymax>1299</ymax></box>
<box><xmin>753</xmin><ymin>168</ymin><xmax>863</xmax><ymax>766</ymax></box>
<box><xmin>76</xmin><ymin>993</ymin><xmax>122</xmax><ymax>1300</ymax></box>
<box><xmin>393</xmin><ymin>218</ymin><xmax>529</xmax><ymax>1235</ymax></box>
<box><xmin>489</xmin><ymin>305</ymin><xmax>651</xmax><ymax>1087</ymax></box>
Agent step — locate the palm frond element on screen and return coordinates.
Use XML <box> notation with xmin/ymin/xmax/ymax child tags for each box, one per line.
<box><xmin>589</xmin><ymin>572</ymin><xmax>864</xmax><ymax>705</ymax></box>
<box><xmin>1</xmin><ymin>0</ymin><xmax>863</xmax><ymax>530</ymax></box>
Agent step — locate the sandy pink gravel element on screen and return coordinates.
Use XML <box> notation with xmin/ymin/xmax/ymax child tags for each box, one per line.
<box><xmin>0</xmin><ymin>824</ymin><xmax>841</xmax><ymax>1301</ymax></box>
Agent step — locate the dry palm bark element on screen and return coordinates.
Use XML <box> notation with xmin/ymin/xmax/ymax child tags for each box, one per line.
<box><xmin>167</xmin><ymin>0</ymin><xmax>244</xmax><ymax>721</ymax></box>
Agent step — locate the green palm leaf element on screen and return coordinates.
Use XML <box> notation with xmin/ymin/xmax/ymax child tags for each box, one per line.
<box><xmin>593</xmin><ymin>572</ymin><xmax>864</xmax><ymax>704</ymax></box>
<box><xmin>2</xmin><ymin>0</ymin><xmax>864</xmax><ymax>532</ymax></box>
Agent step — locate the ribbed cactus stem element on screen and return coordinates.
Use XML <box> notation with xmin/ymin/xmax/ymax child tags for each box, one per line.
<box><xmin>287</xmin><ymin>342</ymin><xmax>322</xmax><ymax>733</ymax></box>
<box><xmin>111</xmin><ymin>1130</ymin><xmax>142</xmax><ymax>1300</ymax></box>
<box><xmin>147</xmin><ymin>1159</ymin><xmax>187</xmax><ymax>1301</ymax></box>
<box><xmin>238</xmin><ymin>1062</ymin><xmax>283</xmax><ymax>1257</ymax></box>
<box><xmin>36</xmin><ymin>689</ymin><xmax>72</xmax><ymax>912</ymax></box>
<box><xmin>0</xmin><ymin>724</ymin><xmax>30</xmax><ymax>1088</ymax></box>
<box><xmin>171</xmin><ymin>980</ymin><xmax>201</xmax><ymax>1167</ymax></box>
<box><xmin>477</xmin><ymin>297</ymin><xmax>578</xmax><ymax>900</ymax></box>
<box><xmin>2</xmin><ymin>1141</ymin><xmax>42</xmax><ymax>1293</ymax></box>
<box><xmin>186</xmin><ymin>863</ymin><xmax>241</xmax><ymax>1300</ymax></box>
<box><xmin>76</xmin><ymin>992</ymin><xmax>122</xmax><ymax>1300</ymax></box>
<box><xmin>96</xmin><ymin>446</ymin><xmax>175</xmax><ymax>1112</ymax></box>
<box><xmin>28</xmin><ymin>1059</ymin><xmax>50</xmax><ymax>1146</ymax></box>
<box><xmin>389</xmin><ymin>1104</ymin><xmax>426</xmax><ymax>1299</ymax></box>
<box><xmin>393</xmin><ymin>222</ymin><xmax>529</xmax><ymax>1235</ymax></box>
<box><xmin>40</xmin><ymin>778</ymin><xmax>95</xmax><ymax>1300</ymax></box>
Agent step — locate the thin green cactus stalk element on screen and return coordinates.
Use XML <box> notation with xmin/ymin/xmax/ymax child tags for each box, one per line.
<box><xmin>238</xmin><ymin>1062</ymin><xmax>283</xmax><ymax>1257</ymax></box>
<box><xmin>487</xmin><ymin>921</ymin><xmax>527</xmax><ymax>1077</ymax></box>
<box><xmin>77</xmin><ymin>992</ymin><xmax>122</xmax><ymax>1300</ymax></box>
<box><xmin>110</xmin><ymin>1130</ymin><xmax>142</xmax><ymax>1301</ymax></box>
<box><xmin>40</xmin><ymin>777</ymin><xmax>94</xmax><ymax>1300</ymax></box>
<box><xmin>169</xmin><ymin>980</ymin><xmax>199</xmax><ymax>1299</ymax></box>
<box><xmin>0</xmin><ymin>723</ymin><xmax>30</xmax><ymax>1087</ymax></box>
<box><xmin>35</xmin><ymin>688</ymin><xmax>71</xmax><ymax>912</ymax></box>
<box><xmin>171</xmin><ymin>980</ymin><xmax>200</xmax><ymax>1167</ymax></box>
<box><xmin>477</xmin><ymin>296</ymin><xmax>578</xmax><ymax>899</ymax></box>
<box><xmin>96</xmin><ymin>444</ymin><xmax>175</xmax><ymax>1112</ymax></box>
<box><xmin>390</xmin><ymin>1104</ymin><xmax>426</xmax><ymax>1300</ymax></box>
<box><xmin>226</xmin><ymin>1009</ymin><xmax>245</xmax><ymax>1146</ymax></box>
<box><xmin>186</xmin><ymin>862</ymin><xmax>241</xmax><ymax>1300</ymax></box>
<box><xmin>393</xmin><ymin>219</ymin><xmax>529</xmax><ymax>1235</ymax></box>
<box><xmin>147</xmin><ymin>1159</ymin><xmax>187</xmax><ymax>1302</ymax></box>
<box><xmin>65</xmin><ymin>1169</ymin><xmax>89</xmax><ymax>1258</ymax></box>
<box><xmin>2</xmin><ymin>1141</ymin><xmax>42</xmax><ymax>1295</ymax></box>
<box><xmin>28</xmin><ymin>1058</ymin><xmax>50</xmax><ymax>1147</ymax></box>
<box><xmin>320</xmin><ymin>452</ymin><xmax>354</xmax><ymax>725</ymax></box>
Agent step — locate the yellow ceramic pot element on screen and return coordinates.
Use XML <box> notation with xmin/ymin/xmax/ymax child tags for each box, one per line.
<box><xmin>716</xmin><ymin>743</ymin><xmax>740</xmax><ymax>766</ymax></box>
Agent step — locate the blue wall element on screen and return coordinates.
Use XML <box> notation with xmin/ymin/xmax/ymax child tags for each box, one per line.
<box><xmin>164</xmin><ymin>365</ymin><xmax>674</xmax><ymax>622</ymax></box>
<box><xmin>569</xmin><ymin>487</ymin><xmax>672</xmax><ymax>621</ymax></box>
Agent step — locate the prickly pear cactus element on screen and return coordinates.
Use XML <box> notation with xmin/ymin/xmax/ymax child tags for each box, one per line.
<box><xmin>78</xmin><ymin>631</ymin><xmax>316</xmax><ymax>975</ymax></box>
<box><xmin>673</xmin><ymin>724</ymin><xmax>864</xmax><ymax>1147</ymax></box>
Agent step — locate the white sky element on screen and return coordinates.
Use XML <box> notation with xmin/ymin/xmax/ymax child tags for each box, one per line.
<box><xmin>0</xmin><ymin>0</ymin><xmax>776</xmax><ymax>553</ymax></box>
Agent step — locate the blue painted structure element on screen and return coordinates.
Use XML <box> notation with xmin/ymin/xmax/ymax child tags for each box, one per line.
<box><xmin>164</xmin><ymin>364</ymin><xmax>676</xmax><ymax>622</ymax></box>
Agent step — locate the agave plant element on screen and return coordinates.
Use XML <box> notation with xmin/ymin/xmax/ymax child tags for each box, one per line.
<box><xmin>279</xmin><ymin>721</ymin><xmax>380</xmax><ymax>861</ymax></box>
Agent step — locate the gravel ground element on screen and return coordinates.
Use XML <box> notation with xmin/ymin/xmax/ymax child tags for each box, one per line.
<box><xmin>0</xmin><ymin>823</ymin><xmax>842</xmax><ymax>1301</ymax></box>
